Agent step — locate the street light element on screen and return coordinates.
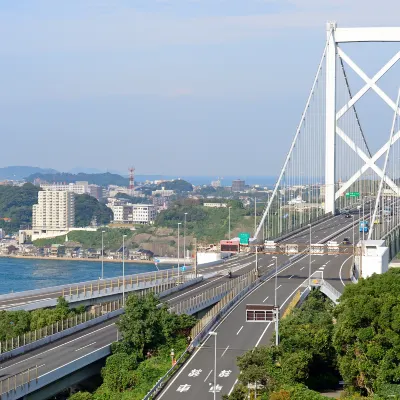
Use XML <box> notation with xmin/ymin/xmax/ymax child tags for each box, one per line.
<box><xmin>184</xmin><ymin>213</ymin><xmax>188</xmax><ymax>262</ymax></box>
<box><xmin>272</xmin><ymin>256</ymin><xmax>278</xmax><ymax>307</ymax></box>
<box><xmin>228</xmin><ymin>207</ymin><xmax>232</xmax><ymax>239</ymax></box>
<box><xmin>177</xmin><ymin>223</ymin><xmax>182</xmax><ymax>282</ymax></box>
<box><xmin>308</xmin><ymin>224</ymin><xmax>312</xmax><ymax>287</ymax></box>
<box><xmin>122</xmin><ymin>234</ymin><xmax>127</xmax><ymax>305</ymax></box>
<box><xmin>352</xmin><ymin>215</ymin><xmax>355</xmax><ymax>274</ymax></box>
<box><xmin>101</xmin><ymin>230</ymin><xmax>105</xmax><ymax>280</ymax></box>
<box><xmin>209</xmin><ymin>331</ymin><xmax>217</xmax><ymax>400</ymax></box>
<box><xmin>272</xmin><ymin>256</ymin><xmax>279</xmax><ymax>346</ymax></box>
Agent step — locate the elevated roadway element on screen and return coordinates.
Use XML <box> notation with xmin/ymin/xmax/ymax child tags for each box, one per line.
<box><xmin>0</xmin><ymin>213</ymin><xmax>357</xmax><ymax>399</ymax></box>
<box><xmin>157</xmin><ymin>217</ymin><xmax>358</xmax><ymax>399</ymax></box>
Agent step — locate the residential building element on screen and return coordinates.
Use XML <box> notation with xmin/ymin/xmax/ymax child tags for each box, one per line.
<box><xmin>40</xmin><ymin>181</ymin><xmax>89</xmax><ymax>195</ymax></box>
<box><xmin>32</xmin><ymin>191</ymin><xmax>75</xmax><ymax>231</ymax></box>
<box><xmin>112</xmin><ymin>205</ymin><xmax>131</xmax><ymax>223</ymax></box>
<box><xmin>232</xmin><ymin>179</ymin><xmax>245</xmax><ymax>192</ymax></box>
<box><xmin>129</xmin><ymin>204</ymin><xmax>157</xmax><ymax>224</ymax></box>
<box><xmin>88</xmin><ymin>184</ymin><xmax>103</xmax><ymax>200</ymax></box>
<box><xmin>204</xmin><ymin>203</ymin><xmax>228</xmax><ymax>208</ymax></box>
<box><xmin>152</xmin><ymin>187</ymin><xmax>175</xmax><ymax>197</ymax></box>
<box><xmin>211</xmin><ymin>179</ymin><xmax>221</xmax><ymax>188</ymax></box>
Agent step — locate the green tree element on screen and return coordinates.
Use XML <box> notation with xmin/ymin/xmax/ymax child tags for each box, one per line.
<box><xmin>333</xmin><ymin>269</ymin><xmax>400</xmax><ymax>395</ymax></box>
<box><xmin>69</xmin><ymin>392</ymin><xmax>93</xmax><ymax>400</ymax></box>
<box><xmin>74</xmin><ymin>194</ymin><xmax>113</xmax><ymax>227</ymax></box>
<box><xmin>101</xmin><ymin>353</ymin><xmax>137</xmax><ymax>392</ymax></box>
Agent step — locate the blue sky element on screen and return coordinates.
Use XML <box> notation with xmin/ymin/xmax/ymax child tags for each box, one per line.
<box><xmin>0</xmin><ymin>0</ymin><xmax>399</xmax><ymax>176</ymax></box>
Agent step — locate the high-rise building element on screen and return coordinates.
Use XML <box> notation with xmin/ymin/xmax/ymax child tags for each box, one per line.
<box><xmin>32</xmin><ymin>191</ymin><xmax>75</xmax><ymax>230</ymax></box>
<box><xmin>232</xmin><ymin>179</ymin><xmax>245</xmax><ymax>192</ymax></box>
<box><xmin>40</xmin><ymin>181</ymin><xmax>89</xmax><ymax>195</ymax></box>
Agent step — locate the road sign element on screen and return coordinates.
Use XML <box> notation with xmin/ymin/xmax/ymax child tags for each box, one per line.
<box><xmin>238</xmin><ymin>232</ymin><xmax>251</xmax><ymax>245</ymax></box>
<box><xmin>246</xmin><ymin>304</ymin><xmax>277</xmax><ymax>322</ymax></box>
<box><xmin>345</xmin><ymin>192</ymin><xmax>360</xmax><ymax>198</ymax></box>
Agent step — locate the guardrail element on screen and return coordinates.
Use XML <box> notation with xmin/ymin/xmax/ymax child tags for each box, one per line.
<box><xmin>169</xmin><ymin>270</ymin><xmax>255</xmax><ymax>315</ymax></box>
<box><xmin>0</xmin><ymin>299</ymin><xmax>122</xmax><ymax>356</ymax></box>
<box><xmin>61</xmin><ymin>269</ymin><xmax>195</xmax><ymax>301</ymax></box>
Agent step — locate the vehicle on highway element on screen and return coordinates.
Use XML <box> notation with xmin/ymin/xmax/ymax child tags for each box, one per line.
<box><xmin>228</xmin><ymin>270</ymin><xmax>232</xmax><ymax>278</ymax></box>
<box><xmin>342</xmin><ymin>237</ymin><xmax>351</xmax><ymax>245</ymax></box>
<box><xmin>374</xmin><ymin>218</ymin><xmax>380</xmax><ymax>224</ymax></box>
<box><xmin>345</xmin><ymin>213</ymin><xmax>351</xmax><ymax>218</ymax></box>
<box><xmin>359</xmin><ymin>220</ymin><xmax>369</xmax><ymax>232</ymax></box>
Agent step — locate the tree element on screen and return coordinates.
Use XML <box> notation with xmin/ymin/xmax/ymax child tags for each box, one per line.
<box><xmin>101</xmin><ymin>353</ymin><xmax>137</xmax><ymax>392</ymax></box>
<box><xmin>69</xmin><ymin>392</ymin><xmax>93</xmax><ymax>400</ymax></box>
<box><xmin>333</xmin><ymin>269</ymin><xmax>400</xmax><ymax>395</ymax></box>
<box><xmin>74</xmin><ymin>194</ymin><xmax>112</xmax><ymax>227</ymax></box>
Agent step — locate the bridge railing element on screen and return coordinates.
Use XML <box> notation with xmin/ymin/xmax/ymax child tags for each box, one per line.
<box><xmin>61</xmin><ymin>269</ymin><xmax>195</xmax><ymax>301</ymax></box>
<box><xmin>0</xmin><ymin>299</ymin><xmax>123</xmax><ymax>356</ymax></box>
<box><xmin>0</xmin><ymin>364</ymin><xmax>40</xmax><ymax>398</ymax></box>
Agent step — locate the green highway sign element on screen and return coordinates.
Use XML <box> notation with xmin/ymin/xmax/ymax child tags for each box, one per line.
<box><xmin>345</xmin><ymin>192</ymin><xmax>360</xmax><ymax>198</ymax></box>
<box><xmin>238</xmin><ymin>232</ymin><xmax>251</xmax><ymax>245</ymax></box>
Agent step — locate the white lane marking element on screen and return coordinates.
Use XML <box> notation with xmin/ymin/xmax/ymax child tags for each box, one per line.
<box><xmin>300</xmin><ymin>267</ymin><xmax>305</xmax><ymax>270</ymax></box>
<box><xmin>75</xmin><ymin>342</ymin><xmax>96</xmax><ymax>352</ymax></box>
<box><xmin>288</xmin><ymin>275</ymin><xmax>293</xmax><ymax>280</ymax></box>
<box><xmin>0</xmin><ymin>298</ymin><xmax>54</xmax><ymax>310</ymax></box>
<box><xmin>275</xmin><ymin>285</ymin><xmax>282</xmax><ymax>290</ymax></box>
<box><xmin>319</xmin><ymin>267</ymin><xmax>324</xmax><ymax>270</ymax></box>
<box><xmin>340</xmin><ymin>255</ymin><xmax>353</xmax><ymax>287</ymax></box>
<box><xmin>236</xmin><ymin>326</ymin><xmax>243</xmax><ymax>335</ymax></box>
<box><xmin>204</xmin><ymin>370</ymin><xmax>213</xmax><ymax>382</ymax></box>
<box><xmin>268</xmin><ymin>263</ymin><xmax>274</xmax><ymax>267</ymax></box>
<box><xmin>255</xmin><ymin>322</ymin><xmax>271</xmax><ymax>347</ymax></box>
<box><xmin>311</xmin><ymin>260</ymin><xmax>316</xmax><ymax>263</ymax></box>
<box><xmin>0</xmin><ymin>323</ymin><xmax>115</xmax><ymax>371</ymax></box>
<box><xmin>262</xmin><ymin>296</ymin><xmax>269</xmax><ymax>303</ymax></box>
<box><xmin>334</xmin><ymin>255</ymin><xmax>338</xmax><ymax>258</ymax></box>
<box><xmin>221</xmin><ymin>346</ymin><xmax>229</xmax><ymax>358</ymax></box>
<box><xmin>326</xmin><ymin>260</ymin><xmax>331</xmax><ymax>264</ymax></box>
<box><xmin>228</xmin><ymin>378</ymin><xmax>239</xmax><ymax>395</ymax></box>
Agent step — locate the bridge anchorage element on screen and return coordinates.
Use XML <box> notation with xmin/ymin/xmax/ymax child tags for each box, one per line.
<box><xmin>255</xmin><ymin>23</ymin><xmax>400</xmax><ymax>257</ymax></box>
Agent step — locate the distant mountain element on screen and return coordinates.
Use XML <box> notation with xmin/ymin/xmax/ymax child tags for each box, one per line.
<box><xmin>25</xmin><ymin>172</ymin><xmax>129</xmax><ymax>187</ymax></box>
<box><xmin>0</xmin><ymin>166</ymin><xmax>58</xmax><ymax>181</ymax></box>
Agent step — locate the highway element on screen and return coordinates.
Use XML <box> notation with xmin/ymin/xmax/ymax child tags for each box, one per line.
<box><xmin>0</xmin><ymin>213</ymin><xmax>357</xmax><ymax>395</ymax></box>
<box><xmin>157</xmin><ymin>216</ymin><xmax>359</xmax><ymax>399</ymax></box>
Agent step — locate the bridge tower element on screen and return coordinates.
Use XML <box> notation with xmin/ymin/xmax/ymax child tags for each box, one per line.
<box><xmin>255</xmin><ymin>23</ymin><xmax>400</xmax><ymax>242</ymax></box>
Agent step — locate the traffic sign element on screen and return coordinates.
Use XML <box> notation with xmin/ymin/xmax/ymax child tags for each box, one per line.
<box><xmin>345</xmin><ymin>192</ymin><xmax>360</xmax><ymax>197</ymax></box>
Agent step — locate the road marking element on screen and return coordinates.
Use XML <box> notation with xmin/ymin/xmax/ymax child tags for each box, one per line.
<box><xmin>221</xmin><ymin>345</ymin><xmax>230</xmax><ymax>358</ymax></box>
<box><xmin>340</xmin><ymin>255</ymin><xmax>353</xmax><ymax>287</ymax></box>
<box><xmin>311</xmin><ymin>260</ymin><xmax>316</xmax><ymax>263</ymax></box>
<box><xmin>75</xmin><ymin>342</ymin><xmax>96</xmax><ymax>352</ymax></box>
<box><xmin>236</xmin><ymin>326</ymin><xmax>243</xmax><ymax>335</ymax></box>
<box><xmin>326</xmin><ymin>260</ymin><xmax>331</xmax><ymax>264</ymax></box>
<box><xmin>0</xmin><ymin>322</ymin><xmax>115</xmax><ymax>371</ymax></box>
<box><xmin>288</xmin><ymin>275</ymin><xmax>293</xmax><ymax>280</ymax></box>
<box><xmin>262</xmin><ymin>296</ymin><xmax>269</xmax><ymax>303</ymax></box>
<box><xmin>255</xmin><ymin>322</ymin><xmax>272</xmax><ymax>347</ymax></box>
<box><xmin>275</xmin><ymin>285</ymin><xmax>282</xmax><ymax>290</ymax></box>
<box><xmin>204</xmin><ymin>370</ymin><xmax>213</xmax><ymax>382</ymax></box>
<box><xmin>268</xmin><ymin>263</ymin><xmax>274</xmax><ymax>267</ymax></box>
<box><xmin>319</xmin><ymin>267</ymin><xmax>324</xmax><ymax>270</ymax></box>
<box><xmin>228</xmin><ymin>379</ymin><xmax>239</xmax><ymax>395</ymax></box>
<box><xmin>300</xmin><ymin>267</ymin><xmax>305</xmax><ymax>270</ymax></box>
<box><xmin>334</xmin><ymin>255</ymin><xmax>338</xmax><ymax>258</ymax></box>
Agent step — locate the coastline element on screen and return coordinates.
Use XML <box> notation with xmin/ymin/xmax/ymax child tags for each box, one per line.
<box><xmin>0</xmin><ymin>254</ymin><xmax>155</xmax><ymax>264</ymax></box>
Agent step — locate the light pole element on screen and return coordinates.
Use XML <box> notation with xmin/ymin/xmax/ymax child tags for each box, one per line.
<box><xmin>228</xmin><ymin>207</ymin><xmax>232</xmax><ymax>239</ymax></box>
<box><xmin>272</xmin><ymin>256</ymin><xmax>279</xmax><ymax>346</ymax></box>
<box><xmin>209</xmin><ymin>331</ymin><xmax>217</xmax><ymax>400</ymax></box>
<box><xmin>308</xmin><ymin>224</ymin><xmax>312</xmax><ymax>287</ymax></box>
<box><xmin>177</xmin><ymin>222</ymin><xmax>181</xmax><ymax>282</ymax></box>
<box><xmin>358</xmin><ymin>206</ymin><xmax>361</xmax><ymax>242</ymax></box>
<box><xmin>352</xmin><ymin>215</ymin><xmax>355</xmax><ymax>273</ymax></box>
<box><xmin>101</xmin><ymin>230</ymin><xmax>105</xmax><ymax>280</ymax></box>
<box><xmin>272</xmin><ymin>256</ymin><xmax>278</xmax><ymax>307</ymax></box>
<box><xmin>362</xmin><ymin>197</ymin><xmax>365</xmax><ymax>240</ymax></box>
<box><xmin>255</xmin><ymin>244</ymin><xmax>258</xmax><ymax>277</ymax></box>
<box><xmin>184</xmin><ymin>213</ymin><xmax>188</xmax><ymax>263</ymax></box>
<box><xmin>254</xmin><ymin>196</ymin><xmax>257</xmax><ymax>235</ymax></box>
<box><xmin>122</xmin><ymin>234</ymin><xmax>127</xmax><ymax>305</ymax></box>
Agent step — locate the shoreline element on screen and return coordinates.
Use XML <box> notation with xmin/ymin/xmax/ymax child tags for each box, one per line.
<box><xmin>0</xmin><ymin>254</ymin><xmax>156</xmax><ymax>264</ymax></box>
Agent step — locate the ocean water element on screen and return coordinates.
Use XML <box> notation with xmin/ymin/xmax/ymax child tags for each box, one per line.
<box><xmin>0</xmin><ymin>258</ymin><xmax>169</xmax><ymax>295</ymax></box>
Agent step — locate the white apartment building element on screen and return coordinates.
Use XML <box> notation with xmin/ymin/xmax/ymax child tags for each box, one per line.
<box><xmin>204</xmin><ymin>203</ymin><xmax>227</xmax><ymax>208</ymax></box>
<box><xmin>32</xmin><ymin>191</ymin><xmax>75</xmax><ymax>231</ymax></box>
<box><xmin>151</xmin><ymin>187</ymin><xmax>175</xmax><ymax>197</ymax></box>
<box><xmin>40</xmin><ymin>181</ymin><xmax>89</xmax><ymax>195</ymax></box>
<box><xmin>130</xmin><ymin>204</ymin><xmax>157</xmax><ymax>224</ymax></box>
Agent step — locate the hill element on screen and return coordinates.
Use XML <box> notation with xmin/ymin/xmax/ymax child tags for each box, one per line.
<box><xmin>0</xmin><ymin>166</ymin><xmax>57</xmax><ymax>181</ymax></box>
<box><xmin>26</xmin><ymin>172</ymin><xmax>128</xmax><ymax>187</ymax></box>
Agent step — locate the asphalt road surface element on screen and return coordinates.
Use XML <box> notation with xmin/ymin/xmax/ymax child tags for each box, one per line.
<box><xmin>0</xmin><ymin>213</ymin><xmax>357</xmax><ymax>388</ymax></box>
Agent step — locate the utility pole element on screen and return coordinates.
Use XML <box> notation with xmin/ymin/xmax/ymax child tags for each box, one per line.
<box><xmin>193</xmin><ymin>238</ymin><xmax>197</xmax><ymax>278</ymax></box>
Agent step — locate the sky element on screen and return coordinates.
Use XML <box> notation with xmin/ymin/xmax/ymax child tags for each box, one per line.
<box><xmin>0</xmin><ymin>0</ymin><xmax>400</xmax><ymax>176</ymax></box>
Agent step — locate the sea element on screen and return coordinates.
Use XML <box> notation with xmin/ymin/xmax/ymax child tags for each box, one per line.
<box><xmin>0</xmin><ymin>258</ymin><xmax>170</xmax><ymax>295</ymax></box>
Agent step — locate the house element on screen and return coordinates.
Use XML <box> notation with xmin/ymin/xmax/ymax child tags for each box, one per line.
<box><xmin>50</xmin><ymin>244</ymin><xmax>66</xmax><ymax>257</ymax></box>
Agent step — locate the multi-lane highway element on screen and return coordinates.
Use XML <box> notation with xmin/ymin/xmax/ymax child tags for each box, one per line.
<box><xmin>0</xmin><ymin>213</ymin><xmax>357</xmax><ymax>397</ymax></box>
<box><xmin>157</xmin><ymin>215</ymin><xmax>358</xmax><ymax>399</ymax></box>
